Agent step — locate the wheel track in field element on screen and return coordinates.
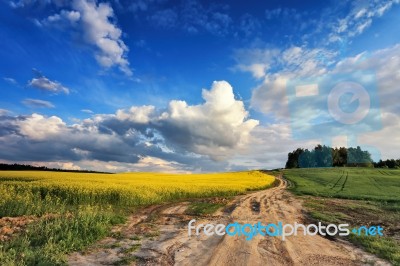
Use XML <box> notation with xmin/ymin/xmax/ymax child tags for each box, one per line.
<box><xmin>340</xmin><ymin>172</ymin><xmax>348</xmax><ymax>191</ymax></box>
<box><xmin>326</xmin><ymin>170</ymin><xmax>344</xmax><ymax>188</ymax></box>
<box><xmin>369</xmin><ymin>176</ymin><xmax>382</xmax><ymax>190</ymax></box>
<box><xmin>331</xmin><ymin>171</ymin><xmax>345</xmax><ymax>190</ymax></box>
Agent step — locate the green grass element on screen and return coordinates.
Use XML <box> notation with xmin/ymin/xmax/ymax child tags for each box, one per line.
<box><xmin>284</xmin><ymin>168</ymin><xmax>400</xmax><ymax>201</ymax></box>
<box><xmin>349</xmin><ymin>234</ymin><xmax>400</xmax><ymax>265</ymax></box>
<box><xmin>186</xmin><ymin>202</ymin><xmax>225</xmax><ymax>216</ymax></box>
<box><xmin>285</xmin><ymin>167</ymin><xmax>400</xmax><ymax>265</ymax></box>
<box><xmin>0</xmin><ymin>206</ymin><xmax>122</xmax><ymax>266</ymax></box>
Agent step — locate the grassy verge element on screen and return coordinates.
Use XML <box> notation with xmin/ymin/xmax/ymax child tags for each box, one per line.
<box><xmin>0</xmin><ymin>206</ymin><xmax>126</xmax><ymax>265</ymax></box>
<box><xmin>349</xmin><ymin>234</ymin><xmax>400</xmax><ymax>264</ymax></box>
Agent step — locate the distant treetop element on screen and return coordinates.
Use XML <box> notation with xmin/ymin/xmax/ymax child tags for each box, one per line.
<box><xmin>285</xmin><ymin>145</ymin><xmax>380</xmax><ymax>169</ymax></box>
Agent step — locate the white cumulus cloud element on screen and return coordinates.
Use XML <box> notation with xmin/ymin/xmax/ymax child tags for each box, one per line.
<box><xmin>71</xmin><ymin>0</ymin><xmax>132</xmax><ymax>76</ymax></box>
<box><xmin>116</xmin><ymin>105</ymin><xmax>155</xmax><ymax>124</ymax></box>
<box><xmin>18</xmin><ymin>113</ymin><xmax>66</xmax><ymax>140</ymax></box>
<box><xmin>157</xmin><ymin>81</ymin><xmax>259</xmax><ymax>160</ymax></box>
<box><xmin>42</xmin><ymin>0</ymin><xmax>132</xmax><ymax>76</ymax></box>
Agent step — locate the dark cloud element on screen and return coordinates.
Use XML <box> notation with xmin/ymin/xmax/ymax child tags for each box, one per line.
<box><xmin>0</xmin><ymin>114</ymin><xmax>229</xmax><ymax>171</ymax></box>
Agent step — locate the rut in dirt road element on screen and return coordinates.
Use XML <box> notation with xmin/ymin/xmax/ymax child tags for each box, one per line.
<box><xmin>68</xmin><ymin>174</ymin><xmax>390</xmax><ymax>266</ymax></box>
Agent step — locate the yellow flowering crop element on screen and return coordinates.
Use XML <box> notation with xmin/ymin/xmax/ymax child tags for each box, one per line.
<box><xmin>0</xmin><ymin>171</ymin><xmax>275</xmax><ymax>210</ymax></box>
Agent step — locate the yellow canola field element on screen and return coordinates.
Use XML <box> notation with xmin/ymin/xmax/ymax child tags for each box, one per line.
<box><xmin>0</xmin><ymin>171</ymin><xmax>275</xmax><ymax>208</ymax></box>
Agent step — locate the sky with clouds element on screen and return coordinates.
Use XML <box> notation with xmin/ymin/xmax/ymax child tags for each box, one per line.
<box><xmin>0</xmin><ymin>0</ymin><xmax>399</xmax><ymax>172</ymax></box>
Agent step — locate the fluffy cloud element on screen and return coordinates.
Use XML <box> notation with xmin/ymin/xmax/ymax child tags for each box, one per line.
<box><xmin>45</xmin><ymin>10</ymin><xmax>80</xmax><ymax>24</ymax></box>
<box><xmin>130</xmin><ymin>156</ymin><xmax>188</xmax><ymax>173</ymax></box>
<box><xmin>228</xmin><ymin>124</ymin><xmax>319</xmax><ymax>169</ymax></box>
<box><xmin>42</xmin><ymin>0</ymin><xmax>132</xmax><ymax>76</ymax></box>
<box><xmin>72</xmin><ymin>0</ymin><xmax>131</xmax><ymax>76</ymax></box>
<box><xmin>235</xmin><ymin>63</ymin><xmax>269</xmax><ymax>79</ymax></box>
<box><xmin>156</xmin><ymin>81</ymin><xmax>259</xmax><ymax>160</ymax></box>
<box><xmin>251</xmin><ymin>74</ymin><xmax>289</xmax><ymax>119</ymax></box>
<box><xmin>28</xmin><ymin>77</ymin><xmax>70</xmax><ymax>94</ymax></box>
<box><xmin>18</xmin><ymin>113</ymin><xmax>65</xmax><ymax>140</ymax></box>
<box><xmin>0</xmin><ymin>81</ymin><xmax>258</xmax><ymax>172</ymax></box>
<box><xmin>28</xmin><ymin>69</ymin><xmax>70</xmax><ymax>94</ymax></box>
<box><xmin>22</xmin><ymin>99</ymin><xmax>55</xmax><ymax>108</ymax></box>
<box><xmin>9</xmin><ymin>0</ymin><xmax>132</xmax><ymax>76</ymax></box>
<box><xmin>116</xmin><ymin>105</ymin><xmax>155</xmax><ymax>124</ymax></box>
<box><xmin>100</xmin><ymin>81</ymin><xmax>259</xmax><ymax>160</ymax></box>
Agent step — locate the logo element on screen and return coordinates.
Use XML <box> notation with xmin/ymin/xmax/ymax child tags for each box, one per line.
<box><xmin>327</xmin><ymin>81</ymin><xmax>371</xmax><ymax>125</ymax></box>
<box><xmin>187</xmin><ymin>220</ymin><xmax>383</xmax><ymax>241</ymax></box>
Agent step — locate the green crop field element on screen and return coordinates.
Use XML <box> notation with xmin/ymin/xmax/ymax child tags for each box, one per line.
<box><xmin>284</xmin><ymin>167</ymin><xmax>400</xmax><ymax>264</ymax></box>
<box><xmin>284</xmin><ymin>168</ymin><xmax>400</xmax><ymax>201</ymax></box>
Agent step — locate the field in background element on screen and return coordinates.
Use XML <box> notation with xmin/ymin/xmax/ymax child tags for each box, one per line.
<box><xmin>0</xmin><ymin>170</ymin><xmax>275</xmax><ymax>265</ymax></box>
<box><xmin>284</xmin><ymin>168</ymin><xmax>400</xmax><ymax>201</ymax></box>
<box><xmin>284</xmin><ymin>168</ymin><xmax>400</xmax><ymax>264</ymax></box>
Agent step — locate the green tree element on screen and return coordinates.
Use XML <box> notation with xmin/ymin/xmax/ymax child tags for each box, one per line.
<box><xmin>285</xmin><ymin>148</ymin><xmax>304</xmax><ymax>168</ymax></box>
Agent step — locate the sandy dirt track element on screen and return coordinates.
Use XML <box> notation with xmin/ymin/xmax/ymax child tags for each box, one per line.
<box><xmin>68</xmin><ymin>174</ymin><xmax>390</xmax><ymax>266</ymax></box>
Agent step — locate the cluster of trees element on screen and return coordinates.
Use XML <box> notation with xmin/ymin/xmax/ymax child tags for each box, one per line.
<box><xmin>285</xmin><ymin>145</ymin><xmax>374</xmax><ymax>168</ymax></box>
<box><xmin>373</xmin><ymin>159</ymin><xmax>400</xmax><ymax>169</ymax></box>
<box><xmin>0</xmin><ymin>163</ymin><xmax>110</xmax><ymax>173</ymax></box>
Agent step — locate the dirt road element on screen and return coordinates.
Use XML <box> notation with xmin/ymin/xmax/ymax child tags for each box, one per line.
<box><xmin>68</xmin><ymin>175</ymin><xmax>390</xmax><ymax>266</ymax></box>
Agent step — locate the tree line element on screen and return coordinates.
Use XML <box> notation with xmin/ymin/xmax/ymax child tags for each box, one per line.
<box><xmin>373</xmin><ymin>159</ymin><xmax>400</xmax><ymax>169</ymax></box>
<box><xmin>0</xmin><ymin>163</ymin><xmax>111</xmax><ymax>173</ymax></box>
<box><xmin>284</xmin><ymin>145</ymin><xmax>398</xmax><ymax>169</ymax></box>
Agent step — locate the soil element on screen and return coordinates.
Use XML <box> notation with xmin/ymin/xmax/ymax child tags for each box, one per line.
<box><xmin>0</xmin><ymin>215</ymin><xmax>37</xmax><ymax>242</ymax></box>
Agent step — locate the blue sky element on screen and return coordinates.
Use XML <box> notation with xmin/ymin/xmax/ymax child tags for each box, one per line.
<box><xmin>0</xmin><ymin>0</ymin><xmax>399</xmax><ymax>172</ymax></box>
